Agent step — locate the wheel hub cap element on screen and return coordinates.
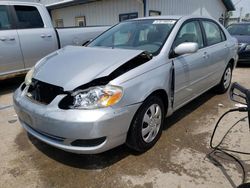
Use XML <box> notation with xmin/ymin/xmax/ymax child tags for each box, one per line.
<box><xmin>224</xmin><ymin>67</ymin><xmax>232</xmax><ymax>89</ymax></box>
<box><xmin>142</xmin><ymin>104</ymin><xmax>162</xmax><ymax>143</ymax></box>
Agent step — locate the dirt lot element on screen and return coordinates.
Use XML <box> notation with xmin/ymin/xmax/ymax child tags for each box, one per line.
<box><xmin>1</xmin><ymin>66</ymin><xmax>250</xmax><ymax>188</ymax></box>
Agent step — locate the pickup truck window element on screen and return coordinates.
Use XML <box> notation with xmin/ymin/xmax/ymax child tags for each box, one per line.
<box><xmin>14</xmin><ymin>5</ymin><xmax>44</xmax><ymax>29</ymax></box>
<box><xmin>88</xmin><ymin>19</ymin><xmax>176</xmax><ymax>55</ymax></box>
<box><xmin>0</xmin><ymin>6</ymin><xmax>11</xmax><ymax>30</ymax></box>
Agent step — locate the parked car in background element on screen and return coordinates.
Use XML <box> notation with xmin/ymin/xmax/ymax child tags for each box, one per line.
<box><xmin>14</xmin><ymin>15</ymin><xmax>238</xmax><ymax>154</ymax></box>
<box><xmin>227</xmin><ymin>23</ymin><xmax>250</xmax><ymax>62</ymax></box>
<box><xmin>0</xmin><ymin>1</ymin><xmax>108</xmax><ymax>80</ymax></box>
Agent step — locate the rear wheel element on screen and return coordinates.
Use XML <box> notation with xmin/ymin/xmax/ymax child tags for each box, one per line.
<box><xmin>126</xmin><ymin>96</ymin><xmax>165</xmax><ymax>152</ymax></box>
<box><xmin>215</xmin><ymin>64</ymin><xmax>233</xmax><ymax>94</ymax></box>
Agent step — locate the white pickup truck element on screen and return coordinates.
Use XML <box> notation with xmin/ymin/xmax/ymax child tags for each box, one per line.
<box><xmin>0</xmin><ymin>1</ymin><xmax>109</xmax><ymax>79</ymax></box>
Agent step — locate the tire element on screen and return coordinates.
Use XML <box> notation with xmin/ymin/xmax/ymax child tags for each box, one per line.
<box><xmin>215</xmin><ymin>64</ymin><xmax>233</xmax><ymax>94</ymax></box>
<box><xmin>126</xmin><ymin>95</ymin><xmax>165</xmax><ymax>152</ymax></box>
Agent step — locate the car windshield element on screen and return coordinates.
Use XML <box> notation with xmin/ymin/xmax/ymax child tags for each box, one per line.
<box><xmin>88</xmin><ymin>19</ymin><xmax>177</xmax><ymax>56</ymax></box>
<box><xmin>227</xmin><ymin>24</ymin><xmax>250</xmax><ymax>36</ymax></box>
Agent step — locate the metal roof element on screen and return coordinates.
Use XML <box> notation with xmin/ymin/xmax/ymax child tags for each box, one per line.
<box><xmin>47</xmin><ymin>0</ymin><xmax>99</xmax><ymax>9</ymax></box>
<box><xmin>47</xmin><ymin>0</ymin><xmax>235</xmax><ymax>11</ymax></box>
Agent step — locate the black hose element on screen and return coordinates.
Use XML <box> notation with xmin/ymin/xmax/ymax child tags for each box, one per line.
<box><xmin>208</xmin><ymin>108</ymin><xmax>250</xmax><ymax>185</ymax></box>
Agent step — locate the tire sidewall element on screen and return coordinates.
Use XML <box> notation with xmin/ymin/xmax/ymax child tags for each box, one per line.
<box><xmin>127</xmin><ymin>96</ymin><xmax>165</xmax><ymax>152</ymax></box>
<box><xmin>222</xmin><ymin>65</ymin><xmax>233</xmax><ymax>91</ymax></box>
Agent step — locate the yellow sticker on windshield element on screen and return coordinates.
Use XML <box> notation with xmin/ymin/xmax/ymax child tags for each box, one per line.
<box><xmin>153</xmin><ymin>20</ymin><xmax>176</xmax><ymax>24</ymax></box>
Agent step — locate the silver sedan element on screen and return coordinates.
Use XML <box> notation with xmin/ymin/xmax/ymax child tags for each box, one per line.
<box><xmin>14</xmin><ymin>15</ymin><xmax>238</xmax><ymax>154</ymax></box>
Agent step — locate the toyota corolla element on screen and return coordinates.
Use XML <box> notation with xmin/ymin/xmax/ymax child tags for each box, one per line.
<box><xmin>14</xmin><ymin>16</ymin><xmax>238</xmax><ymax>154</ymax></box>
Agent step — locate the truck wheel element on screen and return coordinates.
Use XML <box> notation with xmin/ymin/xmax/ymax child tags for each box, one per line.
<box><xmin>126</xmin><ymin>96</ymin><xmax>165</xmax><ymax>152</ymax></box>
<box><xmin>215</xmin><ymin>64</ymin><xmax>233</xmax><ymax>94</ymax></box>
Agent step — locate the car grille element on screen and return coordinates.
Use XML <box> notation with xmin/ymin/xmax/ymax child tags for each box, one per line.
<box><xmin>27</xmin><ymin>79</ymin><xmax>64</xmax><ymax>105</ymax></box>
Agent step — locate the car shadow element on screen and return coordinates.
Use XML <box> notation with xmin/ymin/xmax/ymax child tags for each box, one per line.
<box><xmin>0</xmin><ymin>76</ymin><xmax>24</xmax><ymax>95</ymax></box>
<box><xmin>237</xmin><ymin>62</ymin><xmax>250</xmax><ymax>68</ymax></box>
<box><xmin>28</xmin><ymin>133</ymin><xmax>133</xmax><ymax>170</ymax></box>
<box><xmin>163</xmin><ymin>89</ymin><xmax>215</xmax><ymax>130</ymax></box>
<box><xmin>28</xmin><ymin>89</ymin><xmax>216</xmax><ymax>170</ymax></box>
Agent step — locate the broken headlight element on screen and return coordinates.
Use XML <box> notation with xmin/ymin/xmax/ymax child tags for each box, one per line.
<box><xmin>24</xmin><ymin>67</ymin><xmax>34</xmax><ymax>86</ymax></box>
<box><xmin>70</xmin><ymin>85</ymin><xmax>123</xmax><ymax>109</ymax></box>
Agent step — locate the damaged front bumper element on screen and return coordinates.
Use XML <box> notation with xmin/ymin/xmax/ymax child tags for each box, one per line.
<box><xmin>13</xmin><ymin>85</ymin><xmax>141</xmax><ymax>154</ymax></box>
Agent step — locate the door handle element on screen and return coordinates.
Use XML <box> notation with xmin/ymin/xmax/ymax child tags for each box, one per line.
<box><xmin>203</xmin><ymin>52</ymin><xmax>208</xmax><ymax>59</ymax></box>
<box><xmin>41</xmin><ymin>34</ymin><xmax>52</xmax><ymax>38</ymax></box>
<box><xmin>9</xmin><ymin>37</ymin><xmax>15</xmax><ymax>41</ymax></box>
<box><xmin>0</xmin><ymin>37</ymin><xmax>7</xmax><ymax>41</ymax></box>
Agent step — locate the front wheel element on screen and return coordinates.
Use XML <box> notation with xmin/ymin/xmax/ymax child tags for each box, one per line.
<box><xmin>215</xmin><ymin>65</ymin><xmax>233</xmax><ymax>94</ymax></box>
<box><xmin>126</xmin><ymin>96</ymin><xmax>165</xmax><ymax>152</ymax></box>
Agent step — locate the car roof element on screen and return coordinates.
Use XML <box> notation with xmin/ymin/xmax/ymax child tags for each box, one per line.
<box><xmin>132</xmin><ymin>15</ymin><xmax>215</xmax><ymax>22</ymax></box>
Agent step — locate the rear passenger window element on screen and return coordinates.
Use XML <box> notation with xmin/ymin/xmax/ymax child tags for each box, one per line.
<box><xmin>14</xmin><ymin>6</ymin><xmax>44</xmax><ymax>29</ymax></box>
<box><xmin>202</xmin><ymin>21</ymin><xmax>225</xmax><ymax>46</ymax></box>
<box><xmin>0</xmin><ymin>6</ymin><xmax>11</xmax><ymax>30</ymax></box>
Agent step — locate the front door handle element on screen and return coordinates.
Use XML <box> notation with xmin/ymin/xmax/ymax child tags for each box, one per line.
<box><xmin>41</xmin><ymin>34</ymin><xmax>52</xmax><ymax>38</ymax></box>
<box><xmin>203</xmin><ymin>52</ymin><xmax>207</xmax><ymax>59</ymax></box>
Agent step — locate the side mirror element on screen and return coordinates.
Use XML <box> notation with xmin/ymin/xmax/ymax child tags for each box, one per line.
<box><xmin>230</xmin><ymin>82</ymin><xmax>250</xmax><ymax>128</ymax></box>
<box><xmin>174</xmin><ymin>42</ymin><xmax>199</xmax><ymax>55</ymax></box>
<box><xmin>230</xmin><ymin>82</ymin><xmax>250</xmax><ymax>105</ymax></box>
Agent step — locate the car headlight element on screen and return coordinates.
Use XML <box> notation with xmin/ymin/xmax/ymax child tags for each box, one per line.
<box><xmin>71</xmin><ymin>85</ymin><xmax>123</xmax><ymax>109</ymax></box>
<box><xmin>24</xmin><ymin>67</ymin><xmax>34</xmax><ymax>86</ymax></box>
<box><xmin>245</xmin><ymin>45</ymin><xmax>250</xmax><ymax>51</ymax></box>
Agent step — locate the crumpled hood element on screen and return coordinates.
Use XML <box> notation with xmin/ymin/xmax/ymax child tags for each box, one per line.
<box><xmin>33</xmin><ymin>46</ymin><xmax>144</xmax><ymax>91</ymax></box>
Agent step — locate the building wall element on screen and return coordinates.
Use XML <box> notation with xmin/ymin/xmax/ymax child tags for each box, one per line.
<box><xmin>50</xmin><ymin>0</ymin><xmax>227</xmax><ymax>27</ymax></box>
<box><xmin>51</xmin><ymin>0</ymin><xmax>143</xmax><ymax>26</ymax></box>
<box><xmin>147</xmin><ymin>0</ymin><xmax>226</xmax><ymax>20</ymax></box>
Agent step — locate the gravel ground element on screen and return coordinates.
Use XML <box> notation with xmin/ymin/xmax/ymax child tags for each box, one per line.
<box><xmin>0</xmin><ymin>65</ymin><xmax>250</xmax><ymax>188</ymax></box>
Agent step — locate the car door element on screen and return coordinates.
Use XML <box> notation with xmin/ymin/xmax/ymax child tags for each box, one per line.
<box><xmin>0</xmin><ymin>5</ymin><xmax>24</xmax><ymax>75</ymax></box>
<box><xmin>171</xmin><ymin>20</ymin><xmax>208</xmax><ymax>109</ymax></box>
<box><xmin>12</xmin><ymin>5</ymin><xmax>57</xmax><ymax>68</ymax></box>
<box><xmin>201</xmin><ymin>20</ymin><xmax>229</xmax><ymax>86</ymax></box>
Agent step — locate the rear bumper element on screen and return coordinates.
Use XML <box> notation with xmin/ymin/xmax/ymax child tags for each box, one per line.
<box><xmin>13</xmin><ymin>86</ymin><xmax>141</xmax><ymax>154</ymax></box>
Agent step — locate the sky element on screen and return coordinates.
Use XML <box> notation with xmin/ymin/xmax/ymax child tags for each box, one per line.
<box><xmin>232</xmin><ymin>0</ymin><xmax>250</xmax><ymax>17</ymax></box>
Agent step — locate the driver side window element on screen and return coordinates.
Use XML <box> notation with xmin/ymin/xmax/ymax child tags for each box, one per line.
<box><xmin>173</xmin><ymin>21</ymin><xmax>204</xmax><ymax>49</ymax></box>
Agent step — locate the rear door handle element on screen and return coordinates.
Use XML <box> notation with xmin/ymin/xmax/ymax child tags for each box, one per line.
<box><xmin>40</xmin><ymin>34</ymin><xmax>46</xmax><ymax>38</ymax></box>
<box><xmin>47</xmin><ymin>34</ymin><xmax>52</xmax><ymax>38</ymax></box>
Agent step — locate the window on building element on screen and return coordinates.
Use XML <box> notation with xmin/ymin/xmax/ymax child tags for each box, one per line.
<box><xmin>202</xmin><ymin>20</ymin><xmax>225</xmax><ymax>46</ymax></box>
<box><xmin>149</xmin><ymin>10</ymin><xmax>161</xmax><ymax>16</ymax></box>
<box><xmin>173</xmin><ymin>21</ymin><xmax>204</xmax><ymax>49</ymax></box>
<box><xmin>14</xmin><ymin>5</ymin><xmax>44</xmax><ymax>29</ymax></box>
<box><xmin>75</xmin><ymin>16</ymin><xmax>86</xmax><ymax>27</ymax></box>
<box><xmin>119</xmin><ymin>12</ymin><xmax>138</xmax><ymax>22</ymax></box>
<box><xmin>0</xmin><ymin>6</ymin><xmax>11</xmax><ymax>30</ymax></box>
<box><xmin>55</xmin><ymin>19</ymin><xmax>64</xmax><ymax>28</ymax></box>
